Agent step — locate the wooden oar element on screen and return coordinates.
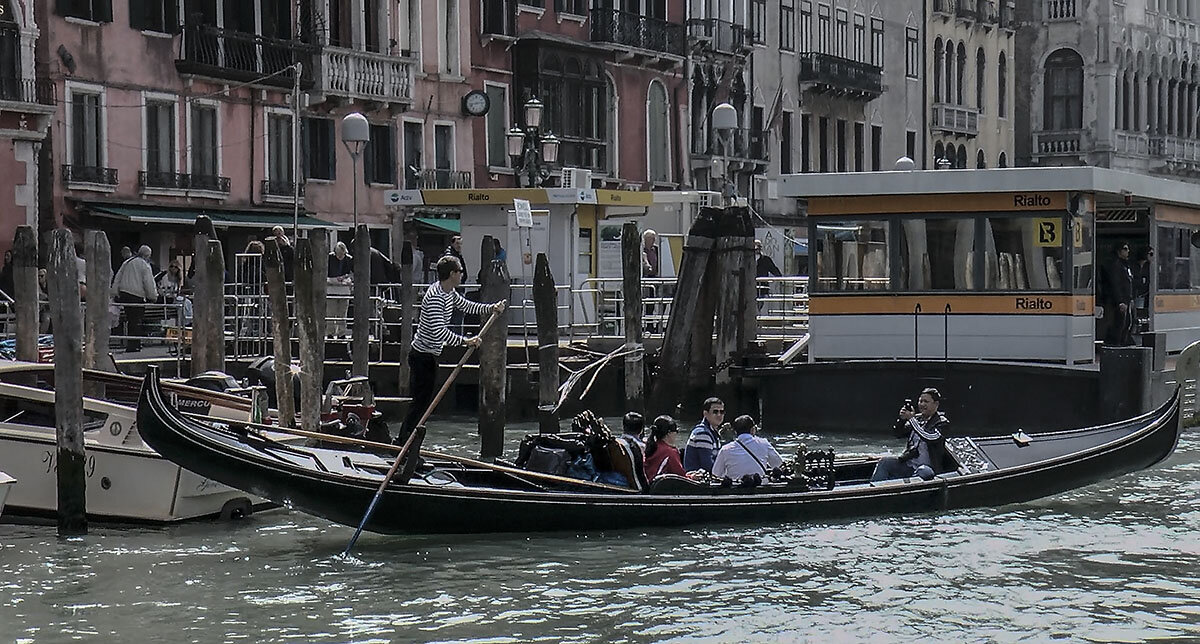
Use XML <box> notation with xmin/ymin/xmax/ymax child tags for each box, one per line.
<box><xmin>342</xmin><ymin>306</ymin><xmax>504</xmax><ymax>556</ymax></box>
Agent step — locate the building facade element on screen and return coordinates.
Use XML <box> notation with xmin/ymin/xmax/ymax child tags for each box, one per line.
<box><xmin>929</xmin><ymin>0</ymin><xmax>1016</xmax><ymax>170</ymax></box>
<box><xmin>0</xmin><ymin>0</ymin><xmax>52</xmax><ymax>260</ymax></box>
<box><xmin>1015</xmin><ymin>0</ymin><xmax>1200</xmax><ymax>178</ymax></box>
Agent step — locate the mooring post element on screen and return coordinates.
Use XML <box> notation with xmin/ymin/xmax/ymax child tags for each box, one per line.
<box><xmin>48</xmin><ymin>229</ymin><xmax>87</xmax><ymax>535</ymax></box>
<box><xmin>1098</xmin><ymin>345</ymin><xmax>1154</xmax><ymax>423</ymax></box>
<box><xmin>83</xmin><ymin>230</ymin><xmax>113</xmax><ymax>396</ymax></box>
<box><xmin>621</xmin><ymin>221</ymin><xmax>644</xmax><ymax>414</ymax></box>
<box><xmin>12</xmin><ymin>225</ymin><xmax>38</xmax><ymax>363</ymax></box>
<box><xmin>532</xmin><ymin>253</ymin><xmax>559</xmax><ymax>434</ymax></box>
<box><xmin>478</xmin><ymin>237</ymin><xmax>510</xmax><ymax>460</ymax></box>
<box><xmin>713</xmin><ymin>209</ymin><xmax>744</xmax><ymax>390</ymax></box>
<box><xmin>203</xmin><ymin>238</ymin><xmax>226</xmax><ymax>373</ymax></box>
<box><xmin>398</xmin><ymin>238</ymin><xmax>414</xmax><ymax>396</ymax></box>
<box><xmin>735</xmin><ymin>208</ymin><xmax>757</xmax><ymax>350</ymax></box>
<box><xmin>263</xmin><ymin>239</ymin><xmax>295</xmax><ymax>427</ymax></box>
<box><xmin>652</xmin><ymin>208</ymin><xmax>719</xmax><ymax>410</ymax></box>
<box><xmin>191</xmin><ymin>216</ymin><xmax>216</xmax><ymax>374</ymax></box>
<box><xmin>352</xmin><ymin>224</ymin><xmax>371</xmax><ymax>378</ymax></box>
<box><xmin>310</xmin><ymin>231</ymin><xmax>329</xmax><ymax>374</ymax></box>
<box><xmin>294</xmin><ymin>239</ymin><xmax>321</xmax><ymax>431</ymax></box>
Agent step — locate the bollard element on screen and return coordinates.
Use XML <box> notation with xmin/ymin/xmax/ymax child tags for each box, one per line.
<box><xmin>191</xmin><ymin>216</ymin><xmax>215</xmax><ymax>373</ymax></box>
<box><xmin>12</xmin><ymin>226</ymin><xmax>38</xmax><ymax>363</ymax></box>
<box><xmin>398</xmin><ymin>239</ymin><xmax>414</xmax><ymax>396</ymax></box>
<box><xmin>352</xmin><ymin>224</ymin><xmax>371</xmax><ymax>378</ymax></box>
<box><xmin>294</xmin><ymin>239</ymin><xmax>321</xmax><ymax>431</ymax></box>
<box><xmin>621</xmin><ymin>221</ymin><xmax>644</xmax><ymax>415</ymax></box>
<box><xmin>532</xmin><ymin>253</ymin><xmax>559</xmax><ymax>434</ymax></box>
<box><xmin>478</xmin><ymin>237</ymin><xmax>510</xmax><ymax>460</ymax></box>
<box><xmin>1098</xmin><ymin>345</ymin><xmax>1153</xmax><ymax>423</ymax></box>
<box><xmin>263</xmin><ymin>239</ymin><xmax>295</xmax><ymax>426</ymax></box>
<box><xmin>48</xmin><ymin>229</ymin><xmax>87</xmax><ymax>535</ymax></box>
<box><xmin>310</xmin><ymin>231</ymin><xmax>329</xmax><ymax>373</ymax></box>
<box><xmin>202</xmin><ymin>238</ymin><xmax>225</xmax><ymax>373</ymax></box>
<box><xmin>713</xmin><ymin>208</ymin><xmax>747</xmax><ymax>387</ymax></box>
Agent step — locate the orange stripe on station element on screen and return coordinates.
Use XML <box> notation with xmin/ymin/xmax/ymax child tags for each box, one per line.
<box><xmin>810</xmin><ymin>294</ymin><xmax>1094</xmax><ymax>315</ymax></box>
<box><xmin>1155</xmin><ymin>293</ymin><xmax>1200</xmax><ymax>312</ymax></box>
<box><xmin>806</xmin><ymin>192</ymin><xmax>1069</xmax><ymax>215</ymax></box>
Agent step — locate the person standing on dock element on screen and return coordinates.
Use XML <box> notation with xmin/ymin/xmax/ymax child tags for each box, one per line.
<box><xmin>1100</xmin><ymin>242</ymin><xmax>1135</xmax><ymax>347</ymax></box>
<box><xmin>112</xmin><ymin>245</ymin><xmax>159</xmax><ymax>352</ymax></box>
<box><xmin>396</xmin><ymin>255</ymin><xmax>506</xmax><ymax>445</ymax></box>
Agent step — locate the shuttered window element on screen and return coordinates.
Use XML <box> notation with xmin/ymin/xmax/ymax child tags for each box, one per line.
<box><xmin>56</xmin><ymin>0</ymin><xmax>112</xmax><ymax>22</ymax></box>
<box><xmin>303</xmin><ymin>117</ymin><xmax>335</xmax><ymax>180</ymax></box>
<box><xmin>129</xmin><ymin>0</ymin><xmax>178</xmax><ymax>32</ymax></box>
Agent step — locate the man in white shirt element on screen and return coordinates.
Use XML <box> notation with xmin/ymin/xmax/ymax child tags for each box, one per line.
<box><xmin>711</xmin><ymin>415</ymin><xmax>784</xmax><ymax>483</ymax></box>
<box><xmin>112</xmin><ymin>245</ymin><xmax>159</xmax><ymax>351</ymax></box>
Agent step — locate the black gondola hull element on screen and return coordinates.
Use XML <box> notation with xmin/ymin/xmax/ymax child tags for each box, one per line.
<box><xmin>136</xmin><ymin>368</ymin><xmax>1182</xmax><ymax>535</ymax></box>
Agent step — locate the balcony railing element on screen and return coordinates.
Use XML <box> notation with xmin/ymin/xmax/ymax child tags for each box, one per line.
<box><xmin>956</xmin><ymin>1</ymin><xmax>977</xmax><ymax>21</ymax></box>
<box><xmin>686</xmin><ymin>18</ymin><xmax>748</xmax><ymax>55</ymax></box>
<box><xmin>417</xmin><ymin>169</ymin><xmax>473</xmax><ymax>189</ymax></box>
<box><xmin>590</xmin><ymin>8</ymin><xmax>686</xmax><ymax>57</ymax></box>
<box><xmin>1115</xmin><ymin>131</ymin><xmax>1150</xmax><ymax>156</ymax></box>
<box><xmin>1033</xmin><ymin>130</ymin><xmax>1084</xmax><ymax>156</ymax></box>
<box><xmin>261</xmin><ymin>179</ymin><xmax>305</xmax><ymax>197</ymax></box>
<box><xmin>690</xmin><ymin>127</ymin><xmax>768</xmax><ymax>162</ymax></box>
<box><xmin>139</xmin><ymin>170</ymin><xmax>232</xmax><ymax>192</ymax></box>
<box><xmin>1046</xmin><ymin>0</ymin><xmax>1076</xmax><ymax>20</ymax></box>
<box><xmin>798</xmin><ymin>52</ymin><xmax>882</xmax><ymax>100</ymax></box>
<box><xmin>931</xmin><ymin>103</ymin><xmax>980</xmax><ymax>136</ymax></box>
<box><xmin>933</xmin><ymin>0</ymin><xmax>954</xmax><ymax>17</ymax></box>
<box><xmin>61</xmin><ymin>165</ymin><xmax>118</xmax><ymax>185</ymax></box>
<box><xmin>0</xmin><ymin>77</ymin><xmax>56</xmax><ymax>106</ymax></box>
<box><xmin>1000</xmin><ymin>2</ymin><xmax>1014</xmax><ymax>28</ymax></box>
<box><xmin>318</xmin><ymin>47</ymin><xmax>413</xmax><ymax>104</ymax></box>
<box><xmin>556</xmin><ymin>137</ymin><xmax>609</xmax><ymax>173</ymax></box>
<box><xmin>978</xmin><ymin>1</ymin><xmax>999</xmax><ymax>26</ymax></box>
<box><xmin>1151</xmin><ymin>135</ymin><xmax>1200</xmax><ymax>163</ymax></box>
<box><xmin>177</xmin><ymin>24</ymin><xmax>316</xmax><ymax>89</ymax></box>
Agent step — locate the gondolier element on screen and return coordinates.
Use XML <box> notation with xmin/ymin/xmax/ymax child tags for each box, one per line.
<box><xmin>397</xmin><ymin>255</ymin><xmax>506</xmax><ymax>444</ymax></box>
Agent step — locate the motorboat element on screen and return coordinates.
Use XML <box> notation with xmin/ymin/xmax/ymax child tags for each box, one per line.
<box><xmin>136</xmin><ymin>366</ymin><xmax>1182</xmax><ymax>534</ymax></box>
<box><xmin>0</xmin><ymin>470</ymin><xmax>14</xmax><ymax>518</ymax></box>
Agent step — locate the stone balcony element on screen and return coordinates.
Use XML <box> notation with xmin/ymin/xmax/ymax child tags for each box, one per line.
<box><xmin>931</xmin><ymin>103</ymin><xmax>979</xmax><ymax>137</ymax></box>
<box><xmin>1151</xmin><ymin>135</ymin><xmax>1200</xmax><ymax>165</ymax></box>
<box><xmin>1032</xmin><ymin>129</ymin><xmax>1085</xmax><ymax>158</ymax></box>
<box><xmin>314</xmin><ymin>47</ymin><xmax>414</xmax><ymax>106</ymax></box>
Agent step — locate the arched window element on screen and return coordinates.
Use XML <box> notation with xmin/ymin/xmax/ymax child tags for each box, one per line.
<box><xmin>646</xmin><ymin>80</ymin><xmax>671</xmax><ymax>184</ymax></box>
<box><xmin>934</xmin><ymin>38</ymin><xmax>943</xmax><ymax>103</ymax></box>
<box><xmin>998</xmin><ymin>52</ymin><xmax>1007</xmax><ymax>118</ymax></box>
<box><xmin>956</xmin><ymin>145</ymin><xmax>967</xmax><ymax>169</ymax></box>
<box><xmin>944</xmin><ymin>40</ymin><xmax>954</xmax><ymax>106</ymax></box>
<box><xmin>1044</xmin><ymin>48</ymin><xmax>1084</xmax><ymax>130</ymax></box>
<box><xmin>541</xmin><ymin>53</ymin><xmax>610</xmax><ymax>172</ymax></box>
<box><xmin>998</xmin><ymin>151</ymin><xmax>1008</xmax><ymax>168</ymax></box>
<box><xmin>944</xmin><ymin>143</ymin><xmax>955</xmax><ymax>167</ymax></box>
<box><xmin>956</xmin><ymin>42</ymin><xmax>966</xmax><ymax>105</ymax></box>
<box><xmin>976</xmin><ymin>48</ymin><xmax>986</xmax><ymax>112</ymax></box>
<box><xmin>934</xmin><ymin>141</ymin><xmax>945</xmax><ymax>165</ymax></box>
<box><xmin>0</xmin><ymin>0</ymin><xmax>19</xmax><ymax>99</ymax></box>
<box><xmin>976</xmin><ymin>149</ymin><xmax>986</xmax><ymax>168</ymax></box>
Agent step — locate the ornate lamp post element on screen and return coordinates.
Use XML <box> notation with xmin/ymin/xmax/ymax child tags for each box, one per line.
<box><xmin>506</xmin><ymin>97</ymin><xmax>561</xmax><ymax>187</ymax></box>
<box><xmin>340</xmin><ymin>112</ymin><xmax>370</xmax><ymax>228</ymax></box>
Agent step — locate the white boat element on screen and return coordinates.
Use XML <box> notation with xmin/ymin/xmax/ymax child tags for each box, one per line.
<box><xmin>0</xmin><ymin>470</ymin><xmax>14</xmax><ymax>518</ymax></box>
<box><xmin>0</xmin><ymin>361</ymin><xmax>288</xmax><ymax>523</ymax></box>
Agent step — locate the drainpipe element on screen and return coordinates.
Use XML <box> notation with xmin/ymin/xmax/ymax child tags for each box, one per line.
<box><xmin>250</xmin><ymin>90</ymin><xmax>258</xmax><ymax>207</ymax></box>
<box><xmin>921</xmin><ymin>0</ymin><xmax>928</xmax><ymax>169</ymax></box>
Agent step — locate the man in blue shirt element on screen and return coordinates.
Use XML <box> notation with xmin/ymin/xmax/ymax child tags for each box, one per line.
<box><xmin>682</xmin><ymin>397</ymin><xmax>725</xmax><ymax>473</ymax></box>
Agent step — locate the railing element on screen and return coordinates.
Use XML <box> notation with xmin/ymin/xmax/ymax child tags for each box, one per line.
<box><xmin>556</xmin><ymin>137</ymin><xmax>609</xmax><ymax>173</ymax></box>
<box><xmin>261</xmin><ymin>179</ymin><xmax>305</xmax><ymax>197</ymax></box>
<box><xmin>1115</xmin><ymin>131</ymin><xmax>1149</xmax><ymax>155</ymax></box>
<box><xmin>686</xmin><ymin>18</ymin><xmax>747</xmax><ymax>55</ymax></box>
<box><xmin>318</xmin><ymin>47</ymin><xmax>413</xmax><ymax>104</ymax></box>
<box><xmin>978</xmin><ymin>1</ymin><xmax>999</xmax><ymax>26</ymax></box>
<box><xmin>1034</xmin><ymin>129</ymin><xmax>1084</xmax><ymax>155</ymax></box>
<box><xmin>933</xmin><ymin>0</ymin><xmax>954</xmax><ymax>16</ymax></box>
<box><xmin>178</xmin><ymin>24</ymin><xmax>316</xmax><ymax>88</ymax></box>
<box><xmin>590</xmin><ymin>8</ymin><xmax>687</xmax><ymax>57</ymax></box>
<box><xmin>1151</xmin><ymin>135</ymin><xmax>1200</xmax><ymax>163</ymax></box>
<box><xmin>931</xmin><ymin>103</ymin><xmax>980</xmax><ymax>136</ymax></box>
<box><xmin>0</xmin><ymin>76</ymin><xmax>56</xmax><ymax>106</ymax></box>
<box><xmin>690</xmin><ymin>127</ymin><xmax>769</xmax><ymax>162</ymax></box>
<box><xmin>955</xmin><ymin>1</ymin><xmax>977</xmax><ymax>21</ymax></box>
<box><xmin>798</xmin><ymin>52</ymin><xmax>883</xmax><ymax>99</ymax></box>
<box><xmin>138</xmin><ymin>170</ymin><xmax>231</xmax><ymax>192</ymax></box>
<box><xmin>417</xmin><ymin>169</ymin><xmax>473</xmax><ymax>189</ymax></box>
<box><xmin>1046</xmin><ymin>0</ymin><xmax>1076</xmax><ymax>20</ymax></box>
<box><xmin>61</xmin><ymin>164</ymin><xmax>118</xmax><ymax>185</ymax></box>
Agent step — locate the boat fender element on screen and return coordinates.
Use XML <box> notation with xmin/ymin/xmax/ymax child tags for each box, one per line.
<box><xmin>219</xmin><ymin>497</ymin><xmax>253</xmax><ymax>521</ymax></box>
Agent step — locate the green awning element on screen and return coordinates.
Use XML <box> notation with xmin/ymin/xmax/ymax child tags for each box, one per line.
<box><xmin>413</xmin><ymin>216</ymin><xmax>460</xmax><ymax>234</ymax></box>
<box><xmin>88</xmin><ymin>204</ymin><xmax>335</xmax><ymax>229</ymax></box>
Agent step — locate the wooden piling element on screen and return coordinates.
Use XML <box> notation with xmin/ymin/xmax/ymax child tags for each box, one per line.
<box><xmin>621</xmin><ymin>221</ymin><xmax>644</xmax><ymax>414</ymax></box>
<box><xmin>532</xmin><ymin>253</ymin><xmax>559</xmax><ymax>434</ymax></box>
<box><xmin>190</xmin><ymin>217</ymin><xmax>215</xmax><ymax>374</ymax></box>
<box><xmin>398</xmin><ymin>238</ymin><xmax>414</xmax><ymax>396</ymax></box>
<box><xmin>294</xmin><ymin>239</ymin><xmax>322</xmax><ymax>431</ymax></box>
<box><xmin>263</xmin><ymin>239</ymin><xmax>295</xmax><ymax>427</ymax></box>
<box><xmin>310</xmin><ymin>231</ymin><xmax>329</xmax><ymax>372</ymax></box>
<box><xmin>202</xmin><ymin>238</ymin><xmax>226</xmax><ymax>373</ymax></box>
<box><xmin>12</xmin><ymin>225</ymin><xmax>38</xmax><ymax>363</ymax></box>
<box><xmin>713</xmin><ymin>209</ymin><xmax>747</xmax><ymax>387</ymax></box>
<box><xmin>352</xmin><ymin>224</ymin><xmax>371</xmax><ymax>378</ymax></box>
<box><xmin>651</xmin><ymin>208</ymin><xmax>719</xmax><ymax>410</ymax></box>
<box><xmin>736</xmin><ymin>208</ymin><xmax>757</xmax><ymax>350</ymax></box>
<box><xmin>478</xmin><ymin>236</ymin><xmax>509</xmax><ymax>460</ymax></box>
<box><xmin>48</xmin><ymin>229</ymin><xmax>86</xmax><ymax>535</ymax></box>
<box><xmin>83</xmin><ymin>231</ymin><xmax>113</xmax><ymax>397</ymax></box>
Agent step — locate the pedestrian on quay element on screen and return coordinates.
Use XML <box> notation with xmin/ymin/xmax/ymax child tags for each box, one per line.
<box><xmin>112</xmin><ymin>245</ymin><xmax>159</xmax><ymax>352</ymax></box>
<box><xmin>396</xmin><ymin>255</ymin><xmax>506</xmax><ymax>445</ymax></box>
<box><xmin>271</xmin><ymin>226</ymin><xmax>295</xmax><ymax>281</ymax></box>
<box><xmin>1099</xmin><ymin>242</ymin><xmax>1135</xmax><ymax>346</ymax></box>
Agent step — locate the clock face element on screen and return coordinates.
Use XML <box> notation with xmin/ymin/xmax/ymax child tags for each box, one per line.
<box><xmin>463</xmin><ymin>90</ymin><xmax>490</xmax><ymax>117</ymax></box>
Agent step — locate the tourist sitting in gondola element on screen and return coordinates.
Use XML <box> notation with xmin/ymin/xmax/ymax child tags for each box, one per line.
<box><xmin>711</xmin><ymin>415</ymin><xmax>784</xmax><ymax>486</ymax></box>
<box><xmin>871</xmin><ymin>387</ymin><xmax>949</xmax><ymax>482</ymax></box>
<box><xmin>643</xmin><ymin>415</ymin><xmax>687</xmax><ymax>482</ymax></box>
<box><xmin>682</xmin><ymin>397</ymin><xmax>725</xmax><ymax>474</ymax></box>
<box><xmin>619</xmin><ymin>411</ymin><xmax>646</xmax><ymax>473</ymax></box>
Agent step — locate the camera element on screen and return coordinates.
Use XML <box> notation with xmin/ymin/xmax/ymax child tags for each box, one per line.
<box><xmin>903</xmin><ymin>398</ymin><xmax>915</xmax><ymax>412</ymax></box>
<box><xmin>893</xmin><ymin>399</ymin><xmax>915</xmax><ymax>436</ymax></box>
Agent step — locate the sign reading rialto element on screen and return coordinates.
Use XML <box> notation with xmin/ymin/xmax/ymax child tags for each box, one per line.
<box><xmin>514</xmin><ymin>198</ymin><xmax>534</xmax><ymax>228</ymax></box>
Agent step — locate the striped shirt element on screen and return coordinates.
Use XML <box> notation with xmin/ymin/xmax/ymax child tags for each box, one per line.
<box><xmin>412</xmin><ymin>282</ymin><xmax>493</xmax><ymax>355</ymax></box>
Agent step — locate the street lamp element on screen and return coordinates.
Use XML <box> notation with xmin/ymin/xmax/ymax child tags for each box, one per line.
<box><xmin>507</xmin><ymin>97</ymin><xmax>561</xmax><ymax>187</ymax></box>
<box><xmin>341</xmin><ymin>112</ymin><xmax>370</xmax><ymax>228</ymax></box>
<box><xmin>711</xmin><ymin>102</ymin><xmax>738</xmax><ymax>202</ymax></box>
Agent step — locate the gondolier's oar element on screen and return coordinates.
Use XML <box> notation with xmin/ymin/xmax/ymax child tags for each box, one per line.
<box><xmin>342</xmin><ymin>306</ymin><xmax>504</xmax><ymax>556</ymax></box>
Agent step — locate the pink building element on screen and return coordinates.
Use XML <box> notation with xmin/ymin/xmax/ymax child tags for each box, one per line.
<box><xmin>0</xmin><ymin>0</ymin><xmax>52</xmax><ymax>261</ymax></box>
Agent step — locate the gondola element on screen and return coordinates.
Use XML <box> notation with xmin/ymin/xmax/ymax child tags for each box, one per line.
<box><xmin>136</xmin><ymin>367</ymin><xmax>1182</xmax><ymax>535</ymax></box>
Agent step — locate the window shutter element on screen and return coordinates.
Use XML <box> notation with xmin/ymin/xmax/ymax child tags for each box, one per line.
<box><xmin>129</xmin><ymin>0</ymin><xmax>143</xmax><ymax>29</ymax></box>
<box><xmin>95</xmin><ymin>0</ymin><xmax>113</xmax><ymax>22</ymax></box>
<box><xmin>326</xmin><ymin>120</ymin><xmax>337</xmax><ymax>180</ymax></box>
<box><xmin>166</xmin><ymin>0</ymin><xmax>180</xmax><ymax>33</ymax></box>
<box><xmin>300</xmin><ymin>118</ymin><xmax>309</xmax><ymax>179</ymax></box>
<box><xmin>363</xmin><ymin>128</ymin><xmax>375</xmax><ymax>185</ymax></box>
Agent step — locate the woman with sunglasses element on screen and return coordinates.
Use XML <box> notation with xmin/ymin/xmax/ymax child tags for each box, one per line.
<box><xmin>643</xmin><ymin>415</ymin><xmax>686</xmax><ymax>482</ymax></box>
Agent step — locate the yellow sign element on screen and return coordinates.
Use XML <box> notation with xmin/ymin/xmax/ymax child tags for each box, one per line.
<box><xmin>1033</xmin><ymin>217</ymin><xmax>1061</xmax><ymax>247</ymax></box>
<box><xmin>1073</xmin><ymin>217</ymin><xmax>1083</xmax><ymax>247</ymax></box>
<box><xmin>594</xmin><ymin>190</ymin><xmax>654</xmax><ymax>206</ymax></box>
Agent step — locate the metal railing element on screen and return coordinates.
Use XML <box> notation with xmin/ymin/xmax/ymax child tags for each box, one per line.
<box><xmin>416</xmin><ymin>169</ymin><xmax>473</xmax><ymax>189</ymax></box>
<box><xmin>590</xmin><ymin>8</ymin><xmax>687</xmax><ymax>56</ymax></box>
<box><xmin>261</xmin><ymin>179</ymin><xmax>305</xmax><ymax>197</ymax></box>
<box><xmin>798</xmin><ymin>52</ymin><xmax>883</xmax><ymax>99</ymax></box>
<box><xmin>61</xmin><ymin>164</ymin><xmax>119</xmax><ymax>185</ymax></box>
<box><xmin>686</xmin><ymin>18</ymin><xmax>748</xmax><ymax>55</ymax></box>
<box><xmin>178</xmin><ymin>24</ymin><xmax>316</xmax><ymax>88</ymax></box>
<box><xmin>0</xmin><ymin>75</ymin><xmax>56</xmax><ymax>105</ymax></box>
<box><xmin>138</xmin><ymin>170</ymin><xmax>232</xmax><ymax>192</ymax></box>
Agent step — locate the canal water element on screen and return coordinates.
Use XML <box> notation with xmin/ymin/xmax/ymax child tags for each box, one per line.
<box><xmin>2</xmin><ymin>420</ymin><xmax>1198</xmax><ymax>643</ymax></box>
